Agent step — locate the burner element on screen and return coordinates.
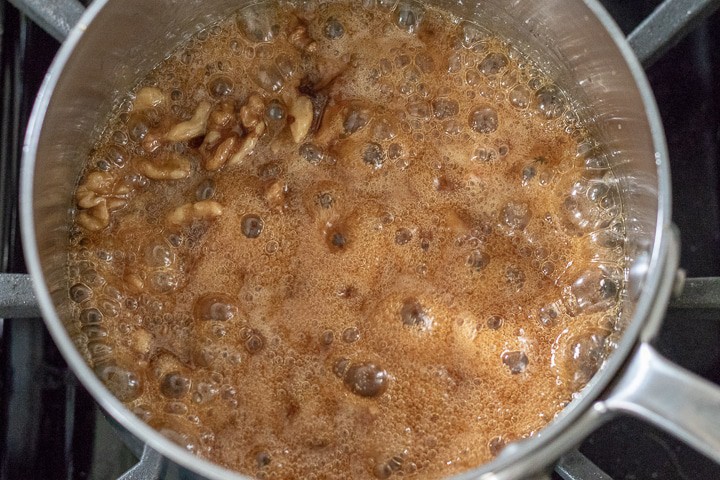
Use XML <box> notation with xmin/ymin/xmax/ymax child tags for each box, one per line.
<box><xmin>1</xmin><ymin>1</ymin><xmax>719</xmax><ymax>479</ymax></box>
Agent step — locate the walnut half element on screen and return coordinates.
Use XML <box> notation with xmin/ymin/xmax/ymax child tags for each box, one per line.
<box><xmin>166</xmin><ymin>200</ymin><xmax>224</xmax><ymax>227</ymax></box>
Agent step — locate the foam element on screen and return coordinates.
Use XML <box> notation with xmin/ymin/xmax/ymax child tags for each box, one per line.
<box><xmin>67</xmin><ymin>1</ymin><xmax>626</xmax><ymax>478</ymax></box>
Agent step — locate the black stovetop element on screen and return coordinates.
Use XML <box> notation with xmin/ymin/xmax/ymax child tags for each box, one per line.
<box><xmin>1</xmin><ymin>1</ymin><xmax>719</xmax><ymax>479</ymax></box>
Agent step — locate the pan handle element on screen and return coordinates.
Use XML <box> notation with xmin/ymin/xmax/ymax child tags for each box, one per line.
<box><xmin>597</xmin><ymin>341</ymin><xmax>720</xmax><ymax>464</ymax></box>
<box><xmin>0</xmin><ymin>273</ymin><xmax>41</xmax><ymax>318</ymax></box>
<box><xmin>6</xmin><ymin>0</ymin><xmax>84</xmax><ymax>42</ymax></box>
<box><xmin>597</xmin><ymin>228</ymin><xmax>720</xmax><ymax>464</ymax></box>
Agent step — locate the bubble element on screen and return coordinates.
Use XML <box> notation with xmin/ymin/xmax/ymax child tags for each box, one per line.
<box><xmin>266</xmin><ymin>99</ymin><xmax>286</xmax><ymax>121</ymax></box>
<box><xmin>320</xmin><ymin>330</ymin><xmax>335</xmax><ymax>346</ymax></box>
<box><xmin>586</xmin><ymin>181</ymin><xmax>609</xmax><ymax>202</ymax></box>
<box><xmin>446</xmin><ymin>52</ymin><xmax>463</xmax><ymax>73</ymax></box>
<box><xmin>374</xmin><ymin>453</ymin><xmax>405</xmax><ymax>479</ymax></box>
<box><xmin>505</xmin><ymin>266</ymin><xmax>526</xmax><ymax>290</ymax></box>
<box><xmin>342</xmin><ymin>327</ymin><xmax>361</xmax><ymax>343</ymax></box>
<box><xmin>502</xmin><ymin>351</ymin><xmax>528</xmax><ymax>374</ymax></box>
<box><xmin>395</xmin><ymin>228</ymin><xmax>413</xmax><ymax>245</ymax></box>
<box><xmin>432</xmin><ymin>98</ymin><xmax>459</xmax><ymax>119</ymax></box>
<box><xmin>468</xmin><ymin>106</ymin><xmax>498</xmax><ymax>133</ymax></box>
<box><xmin>88</xmin><ymin>341</ymin><xmax>114</xmax><ymax>362</ymax></box>
<box><xmin>207</xmin><ymin>75</ymin><xmax>233</xmax><ymax>98</ymax></box>
<box><xmin>337</xmin><ymin>285</ymin><xmax>356</xmax><ymax>298</ymax></box>
<box><xmin>300</xmin><ymin>143</ymin><xmax>325</xmax><ymax>165</ymax></box>
<box><xmin>561</xmin><ymin>179</ymin><xmax>610</xmax><ymax>232</ymax></box>
<box><xmin>95</xmin><ymin>250</ymin><xmax>113</xmax><ymax>263</ymax></box>
<box><xmin>415</xmin><ymin>53</ymin><xmax>435</xmax><ymax>73</ymax></box>
<box><xmin>488</xmin><ymin>436</ymin><xmax>506</xmax><ymax>456</ymax></box>
<box><xmin>501</xmin><ymin>202</ymin><xmax>531</xmax><ymax>230</ymax></box>
<box><xmin>145</xmin><ymin>243</ymin><xmax>174</xmax><ymax>268</ymax></box>
<box><xmin>521</xmin><ymin>165</ymin><xmax>536</xmax><ymax>185</ymax></box>
<box><xmin>466</xmin><ymin>250</ymin><xmax>490</xmax><ymax>271</ymax></box>
<box><xmin>82</xmin><ymin>324</ymin><xmax>108</xmax><ymax>342</ymax></box>
<box><xmin>372</xmin><ymin>118</ymin><xmax>397</xmax><ymax>141</ymax></box>
<box><xmin>96</xmin><ymin>158</ymin><xmax>112</xmax><ymax>171</ymax></box>
<box><xmin>241</xmin><ymin>214</ymin><xmax>264</xmax><ymax>238</ymax></box>
<box><xmin>583</xmin><ymin>150</ymin><xmax>610</xmax><ymax>170</ymax></box>
<box><xmin>126</xmin><ymin>113</ymin><xmax>150</xmax><ymax>142</ymax></box>
<box><xmin>363</xmin><ymin>142</ymin><xmax>385</xmax><ymax>168</ymax></box>
<box><xmin>196</xmin><ymin>178</ymin><xmax>215</xmax><ymax>201</ymax></box>
<box><xmin>111</xmin><ymin>129</ymin><xmax>128</xmax><ymax>145</ymax></box>
<box><xmin>150</xmin><ymin>271</ymin><xmax>179</xmax><ymax>293</ymax></box>
<box><xmin>403</xmin><ymin>99</ymin><xmax>429</xmax><ymax>118</ymax></box>
<box><xmin>159</xmin><ymin>426</ymin><xmax>197</xmax><ymax>453</ymax></box>
<box><xmin>470</xmin><ymin>147</ymin><xmax>497</xmax><ymax>163</ymax></box>
<box><xmin>486</xmin><ymin>315</ymin><xmax>504</xmax><ymax>330</ymax></box>
<box><xmin>252</xmin><ymin>66</ymin><xmax>284</xmax><ymax>93</ymax></box>
<box><xmin>333</xmin><ymin>357</ymin><xmax>350</xmax><ymax>378</ymax></box>
<box><xmin>95</xmin><ymin>363</ymin><xmax>142</xmax><ymax>401</ymax></box>
<box><xmin>125</xmin><ymin>172</ymin><xmax>148</xmax><ymax>189</ymax></box>
<box><xmin>374</xmin><ymin>462</ymin><xmax>393</xmax><ymax>479</ymax></box>
<box><xmin>194</xmin><ymin>293</ymin><xmax>238</xmax><ymax>321</ymax></box>
<box><xmin>236</xmin><ymin>5</ymin><xmax>278</xmax><ymax>43</ymax></box>
<box><xmin>330</xmin><ymin>231</ymin><xmax>347</xmax><ymax>249</ymax></box>
<box><xmin>479</xmin><ymin>52</ymin><xmax>508</xmax><ymax>76</ymax></box>
<box><xmin>460</xmin><ymin>22</ymin><xmax>485</xmax><ymax>48</ymax></box>
<box><xmin>167</xmin><ymin>234</ymin><xmax>182</xmax><ymax>248</ymax></box>
<box><xmin>274</xmin><ymin>54</ymin><xmax>296</xmax><ymax>79</ymax></box>
<box><xmin>165</xmin><ymin>402</ymin><xmax>188</xmax><ymax>415</ymax></box>
<box><xmin>257</xmin><ymin>451</ymin><xmax>272</xmax><ymax>468</ymax></box>
<box><xmin>79</xmin><ymin>308</ymin><xmax>103</xmax><ymax>325</ymax></box>
<box><xmin>507</xmin><ymin>84</ymin><xmax>532</xmax><ymax>109</ymax></box>
<box><xmin>400</xmin><ymin>298</ymin><xmax>431</xmax><ymax>329</ymax></box>
<box><xmin>539</xmin><ymin>303</ymin><xmax>561</xmax><ymax>326</ymax></box>
<box><xmin>343</xmin><ymin>362</ymin><xmax>389</xmax><ymax>397</ymax></box>
<box><xmin>590</xmin><ymin>229</ymin><xmax>624</xmax><ymax>249</ymax></box>
<box><xmin>344</xmin><ymin>108</ymin><xmax>370</xmax><ymax>134</ymax></box>
<box><xmin>245</xmin><ymin>331</ymin><xmax>265</xmax><ymax>354</ymax></box>
<box><xmin>553</xmin><ymin>328</ymin><xmax>608</xmax><ymax>388</ymax></box>
<box><xmin>70</xmin><ymin>283</ymin><xmax>92</xmax><ymax>303</ymax></box>
<box><xmin>395</xmin><ymin>3</ymin><xmax>422</xmax><ymax>33</ymax></box>
<box><xmin>569</xmin><ymin>268</ymin><xmax>619</xmax><ymax>314</ymax></box>
<box><xmin>160</xmin><ymin>372</ymin><xmax>192</xmax><ymax>399</ymax></box>
<box><xmin>395</xmin><ymin>54</ymin><xmax>412</xmax><ymax>69</ymax></box>
<box><xmin>106</xmin><ymin>145</ymin><xmax>128</xmax><ymax>167</ymax></box>
<box><xmin>541</xmin><ymin>261</ymin><xmax>555</xmax><ymax>277</ymax></box>
<box><xmin>534</xmin><ymin>85</ymin><xmax>565</xmax><ymax>119</ymax></box>
<box><xmin>317</xmin><ymin>192</ymin><xmax>334</xmax><ymax>209</ymax></box>
<box><xmin>324</xmin><ymin>17</ymin><xmax>345</xmax><ymax>39</ymax></box>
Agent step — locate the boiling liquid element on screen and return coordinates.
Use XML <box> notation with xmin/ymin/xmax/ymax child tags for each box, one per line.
<box><xmin>67</xmin><ymin>1</ymin><xmax>625</xmax><ymax>478</ymax></box>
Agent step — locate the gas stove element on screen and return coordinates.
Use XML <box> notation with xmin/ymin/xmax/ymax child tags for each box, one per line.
<box><xmin>1</xmin><ymin>1</ymin><xmax>719</xmax><ymax>479</ymax></box>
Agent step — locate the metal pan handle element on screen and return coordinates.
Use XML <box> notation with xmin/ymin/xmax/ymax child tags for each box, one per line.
<box><xmin>6</xmin><ymin>0</ymin><xmax>84</xmax><ymax>42</ymax></box>
<box><xmin>598</xmin><ymin>342</ymin><xmax>720</xmax><ymax>464</ymax></box>
<box><xmin>596</xmin><ymin>230</ymin><xmax>720</xmax><ymax>465</ymax></box>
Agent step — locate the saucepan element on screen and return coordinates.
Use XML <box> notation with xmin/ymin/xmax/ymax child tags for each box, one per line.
<box><xmin>12</xmin><ymin>0</ymin><xmax>720</xmax><ymax>478</ymax></box>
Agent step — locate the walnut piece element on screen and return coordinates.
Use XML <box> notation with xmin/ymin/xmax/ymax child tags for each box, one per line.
<box><xmin>240</xmin><ymin>94</ymin><xmax>265</xmax><ymax>129</ymax></box>
<box><xmin>137</xmin><ymin>153</ymin><xmax>192</xmax><ymax>180</ymax></box>
<box><xmin>289</xmin><ymin>95</ymin><xmax>313</xmax><ymax>143</ymax></box>
<box><xmin>76</xmin><ymin>201</ymin><xmax>110</xmax><ymax>231</ymax></box>
<box><xmin>166</xmin><ymin>200</ymin><xmax>223</xmax><ymax>227</ymax></box>
<box><xmin>205</xmin><ymin>136</ymin><xmax>237</xmax><ymax>171</ymax></box>
<box><xmin>229</xmin><ymin>122</ymin><xmax>266</xmax><ymax>166</ymax></box>
<box><xmin>133</xmin><ymin>87</ymin><xmax>166</xmax><ymax>111</ymax></box>
<box><xmin>166</xmin><ymin>101</ymin><xmax>212</xmax><ymax>142</ymax></box>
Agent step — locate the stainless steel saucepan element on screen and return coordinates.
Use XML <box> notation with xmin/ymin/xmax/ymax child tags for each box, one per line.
<box><xmin>9</xmin><ymin>0</ymin><xmax>720</xmax><ymax>478</ymax></box>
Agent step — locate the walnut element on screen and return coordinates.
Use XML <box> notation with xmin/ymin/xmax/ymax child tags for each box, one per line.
<box><xmin>166</xmin><ymin>200</ymin><xmax>223</xmax><ymax>227</ymax></box>
<box><xmin>289</xmin><ymin>95</ymin><xmax>313</xmax><ymax>143</ymax></box>
<box><xmin>166</xmin><ymin>101</ymin><xmax>212</xmax><ymax>142</ymax></box>
<box><xmin>205</xmin><ymin>136</ymin><xmax>237</xmax><ymax>171</ymax></box>
<box><xmin>133</xmin><ymin>87</ymin><xmax>166</xmax><ymax>111</ymax></box>
<box><xmin>137</xmin><ymin>153</ymin><xmax>192</xmax><ymax>180</ymax></box>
